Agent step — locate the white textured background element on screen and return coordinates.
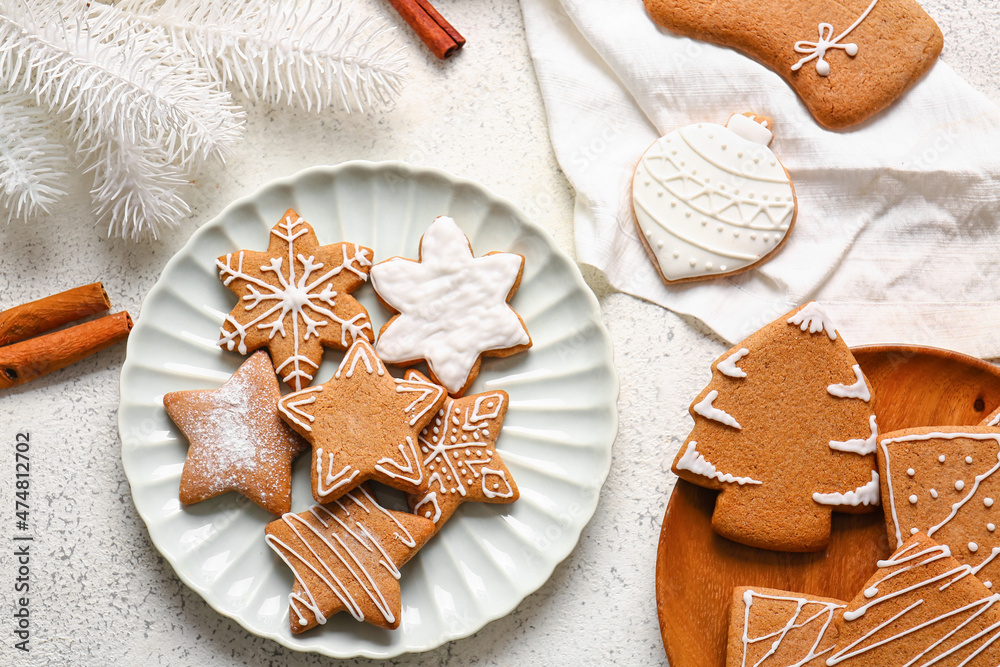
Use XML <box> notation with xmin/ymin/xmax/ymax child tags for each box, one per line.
<box><xmin>0</xmin><ymin>1</ymin><xmax>997</xmax><ymax>665</ymax></box>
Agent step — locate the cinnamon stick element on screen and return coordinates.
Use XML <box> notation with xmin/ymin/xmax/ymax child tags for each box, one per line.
<box><xmin>0</xmin><ymin>282</ymin><xmax>111</xmax><ymax>347</ymax></box>
<box><xmin>386</xmin><ymin>0</ymin><xmax>465</xmax><ymax>59</ymax></box>
<box><xmin>0</xmin><ymin>311</ymin><xmax>132</xmax><ymax>389</ymax></box>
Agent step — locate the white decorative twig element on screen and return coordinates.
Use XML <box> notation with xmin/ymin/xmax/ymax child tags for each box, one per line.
<box><xmin>0</xmin><ymin>0</ymin><xmax>244</xmax><ymax>169</ymax></box>
<box><xmin>0</xmin><ymin>92</ymin><xmax>67</xmax><ymax>223</ymax></box>
<box><xmin>114</xmin><ymin>0</ymin><xmax>407</xmax><ymax>113</ymax></box>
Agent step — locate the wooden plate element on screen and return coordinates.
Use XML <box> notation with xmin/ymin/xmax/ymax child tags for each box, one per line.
<box><xmin>655</xmin><ymin>344</ymin><xmax>1000</xmax><ymax>667</ymax></box>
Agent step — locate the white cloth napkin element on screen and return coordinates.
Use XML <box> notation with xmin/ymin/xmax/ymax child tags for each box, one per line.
<box><xmin>520</xmin><ymin>0</ymin><xmax>1000</xmax><ymax>358</ymax></box>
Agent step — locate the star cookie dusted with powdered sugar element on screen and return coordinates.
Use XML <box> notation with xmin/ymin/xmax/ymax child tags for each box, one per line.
<box><xmin>217</xmin><ymin>209</ymin><xmax>373</xmax><ymax>391</ymax></box>
<box><xmin>370</xmin><ymin>215</ymin><xmax>532</xmax><ymax>396</ymax></box>
<box><xmin>407</xmin><ymin>382</ymin><xmax>519</xmax><ymax>532</ymax></box>
<box><xmin>163</xmin><ymin>351</ymin><xmax>308</xmax><ymax>515</ymax></box>
<box><xmin>277</xmin><ymin>340</ymin><xmax>447</xmax><ymax>502</ymax></box>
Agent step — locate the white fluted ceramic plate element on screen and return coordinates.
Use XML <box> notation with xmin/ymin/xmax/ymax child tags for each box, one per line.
<box><xmin>118</xmin><ymin>161</ymin><xmax>618</xmax><ymax>658</ymax></box>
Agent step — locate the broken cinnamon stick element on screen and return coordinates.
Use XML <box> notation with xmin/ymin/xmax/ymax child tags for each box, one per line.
<box><xmin>0</xmin><ymin>311</ymin><xmax>133</xmax><ymax>389</ymax></box>
<box><xmin>386</xmin><ymin>0</ymin><xmax>465</xmax><ymax>59</ymax></box>
<box><xmin>0</xmin><ymin>282</ymin><xmax>111</xmax><ymax>347</ymax></box>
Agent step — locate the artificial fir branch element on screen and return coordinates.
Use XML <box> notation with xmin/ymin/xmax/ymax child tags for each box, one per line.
<box><xmin>0</xmin><ymin>0</ymin><xmax>245</xmax><ymax>169</ymax></box>
<box><xmin>0</xmin><ymin>91</ymin><xmax>68</xmax><ymax>223</ymax></box>
<box><xmin>114</xmin><ymin>0</ymin><xmax>407</xmax><ymax>113</ymax></box>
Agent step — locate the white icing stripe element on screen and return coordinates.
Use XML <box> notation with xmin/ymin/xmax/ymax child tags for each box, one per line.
<box><xmin>675</xmin><ymin>441</ymin><xmax>761</xmax><ymax>486</ymax></box>
<box><xmin>395</xmin><ymin>375</ymin><xmax>445</xmax><ymax>426</ymax></box>
<box><xmin>693</xmin><ymin>390</ymin><xmax>742</xmax><ymax>429</ymax></box>
<box><xmin>786</xmin><ymin>302</ymin><xmax>837</xmax><ymax>341</ymax></box>
<box><xmin>717</xmin><ymin>348</ymin><xmax>749</xmax><ymax>379</ymax></box>
<box><xmin>740</xmin><ymin>590</ymin><xmax>843</xmax><ymax>667</ymax></box>
<box><xmin>828</xmin><ymin>541</ymin><xmax>1000</xmax><ymax>664</ymax></box>
<box><xmin>414</xmin><ymin>491</ymin><xmax>442</xmax><ymax>523</ymax></box>
<box><xmin>987</xmin><ymin>412</ymin><xmax>1000</xmax><ymax>427</ymax></box>
<box><xmin>481</xmin><ymin>467</ymin><xmax>514</xmax><ymax>499</ymax></box>
<box><xmin>634</xmin><ymin>197</ymin><xmax>760</xmax><ymax>261</ymax></box>
<box><xmin>374</xmin><ymin>436</ymin><xmax>424</xmax><ymax>487</ymax></box>
<box><xmin>829</xmin><ymin>414</ymin><xmax>878</xmax><ymax>455</ymax></box>
<box><xmin>264</xmin><ymin>488</ymin><xmax>415</xmax><ymax>627</ymax></box>
<box><xmin>827</xmin><ymin>364</ymin><xmax>870</xmax><ymax>402</ymax></box>
<box><xmin>813</xmin><ymin>471</ymin><xmax>880</xmax><ymax>507</ymax></box>
<box><xmin>277</xmin><ymin>386</ymin><xmax>323</xmax><ymax>432</ymax></box>
<box><xmin>880</xmin><ymin>431</ymin><xmax>1000</xmax><ymax>549</ymax></box>
<box><xmin>315</xmin><ymin>448</ymin><xmax>359</xmax><ymax>497</ymax></box>
<box><xmin>791</xmin><ymin>0</ymin><xmax>880</xmax><ymax>77</ymax></box>
<box><xmin>335</xmin><ymin>341</ymin><xmax>385</xmax><ymax>379</ymax></box>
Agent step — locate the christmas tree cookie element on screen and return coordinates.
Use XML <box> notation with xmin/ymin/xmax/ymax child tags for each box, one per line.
<box><xmin>671</xmin><ymin>302</ymin><xmax>880</xmax><ymax>552</ymax></box>
<box><xmin>217</xmin><ymin>209</ymin><xmax>374</xmax><ymax>391</ymax></box>
<box><xmin>264</xmin><ymin>486</ymin><xmax>435</xmax><ymax>632</ymax></box>
<box><xmin>878</xmin><ymin>426</ymin><xmax>1000</xmax><ymax>590</ymax></box>
<box><xmin>727</xmin><ymin>586</ymin><xmax>845</xmax><ymax>667</ymax></box>
<box><xmin>632</xmin><ymin>113</ymin><xmax>796</xmax><ymax>284</ymax></box>
<box><xmin>643</xmin><ymin>0</ymin><xmax>943</xmax><ymax>129</ymax></box>
<box><xmin>828</xmin><ymin>533</ymin><xmax>1000</xmax><ymax>664</ymax></box>
<box><xmin>163</xmin><ymin>351</ymin><xmax>308</xmax><ymax>515</ymax></box>
<box><xmin>277</xmin><ymin>340</ymin><xmax>447</xmax><ymax>502</ymax></box>
<box><xmin>406</xmin><ymin>384</ymin><xmax>519</xmax><ymax>532</ymax></box>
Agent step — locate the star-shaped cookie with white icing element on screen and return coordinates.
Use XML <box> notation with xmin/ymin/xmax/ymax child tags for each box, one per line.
<box><xmin>217</xmin><ymin>209</ymin><xmax>374</xmax><ymax>392</ymax></box>
<box><xmin>407</xmin><ymin>385</ymin><xmax>519</xmax><ymax>533</ymax></box>
<box><xmin>277</xmin><ymin>340</ymin><xmax>447</xmax><ymax>502</ymax></box>
<box><xmin>370</xmin><ymin>215</ymin><xmax>532</xmax><ymax>396</ymax></box>
<box><xmin>163</xmin><ymin>351</ymin><xmax>308</xmax><ymax>515</ymax></box>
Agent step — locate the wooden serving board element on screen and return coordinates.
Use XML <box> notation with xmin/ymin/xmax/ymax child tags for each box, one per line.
<box><xmin>655</xmin><ymin>344</ymin><xmax>1000</xmax><ymax>667</ymax></box>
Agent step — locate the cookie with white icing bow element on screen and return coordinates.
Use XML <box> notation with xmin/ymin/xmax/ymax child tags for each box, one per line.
<box><xmin>369</xmin><ymin>215</ymin><xmax>532</xmax><ymax>397</ymax></box>
<box><xmin>643</xmin><ymin>0</ymin><xmax>943</xmax><ymax>128</ymax></box>
<box><xmin>632</xmin><ymin>113</ymin><xmax>796</xmax><ymax>284</ymax></box>
<box><xmin>671</xmin><ymin>301</ymin><xmax>879</xmax><ymax>552</ymax></box>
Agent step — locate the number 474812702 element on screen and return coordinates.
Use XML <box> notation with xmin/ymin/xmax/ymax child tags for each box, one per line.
<box><xmin>15</xmin><ymin>431</ymin><xmax>29</xmax><ymax>530</ymax></box>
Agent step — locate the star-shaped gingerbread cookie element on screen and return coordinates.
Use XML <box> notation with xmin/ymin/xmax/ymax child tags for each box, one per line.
<box><xmin>265</xmin><ymin>485</ymin><xmax>434</xmax><ymax>632</ymax></box>
<box><xmin>163</xmin><ymin>351</ymin><xmax>308</xmax><ymax>515</ymax></box>
<box><xmin>370</xmin><ymin>215</ymin><xmax>532</xmax><ymax>396</ymax></box>
<box><xmin>277</xmin><ymin>340</ymin><xmax>447</xmax><ymax>502</ymax></box>
<box><xmin>217</xmin><ymin>208</ymin><xmax>373</xmax><ymax>391</ymax></box>
<box><xmin>407</xmin><ymin>384</ymin><xmax>519</xmax><ymax>532</ymax></box>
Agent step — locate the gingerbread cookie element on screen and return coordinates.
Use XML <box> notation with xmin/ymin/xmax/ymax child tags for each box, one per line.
<box><xmin>879</xmin><ymin>426</ymin><xmax>1000</xmax><ymax>590</ymax></box>
<box><xmin>829</xmin><ymin>533</ymin><xmax>1000</xmax><ymax>664</ymax></box>
<box><xmin>671</xmin><ymin>302</ymin><xmax>880</xmax><ymax>552</ymax></box>
<box><xmin>727</xmin><ymin>586</ymin><xmax>844</xmax><ymax>667</ymax></box>
<box><xmin>217</xmin><ymin>208</ymin><xmax>373</xmax><ymax>391</ymax></box>
<box><xmin>982</xmin><ymin>405</ymin><xmax>1000</xmax><ymax>427</ymax></box>
<box><xmin>277</xmin><ymin>340</ymin><xmax>447</xmax><ymax>502</ymax></box>
<box><xmin>265</xmin><ymin>486</ymin><xmax>435</xmax><ymax>632</ymax></box>
<box><xmin>406</xmin><ymin>383</ymin><xmax>519</xmax><ymax>532</ymax></box>
<box><xmin>369</xmin><ymin>215</ymin><xmax>531</xmax><ymax>396</ymax></box>
<box><xmin>633</xmin><ymin>113</ymin><xmax>796</xmax><ymax>284</ymax></box>
<box><xmin>643</xmin><ymin>0</ymin><xmax>943</xmax><ymax>129</ymax></box>
<box><xmin>163</xmin><ymin>351</ymin><xmax>308</xmax><ymax>515</ymax></box>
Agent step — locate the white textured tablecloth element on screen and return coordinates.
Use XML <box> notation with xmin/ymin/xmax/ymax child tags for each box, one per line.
<box><xmin>522</xmin><ymin>0</ymin><xmax>1000</xmax><ymax>356</ymax></box>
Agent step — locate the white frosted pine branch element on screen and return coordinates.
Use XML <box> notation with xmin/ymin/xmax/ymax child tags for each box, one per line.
<box><xmin>114</xmin><ymin>0</ymin><xmax>407</xmax><ymax>113</ymax></box>
<box><xmin>0</xmin><ymin>92</ymin><xmax>68</xmax><ymax>222</ymax></box>
<box><xmin>79</xmin><ymin>127</ymin><xmax>191</xmax><ymax>241</ymax></box>
<box><xmin>0</xmin><ymin>0</ymin><xmax>245</xmax><ymax>171</ymax></box>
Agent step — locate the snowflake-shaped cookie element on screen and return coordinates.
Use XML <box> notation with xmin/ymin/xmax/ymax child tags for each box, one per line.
<box><xmin>217</xmin><ymin>209</ymin><xmax>373</xmax><ymax>391</ymax></box>
<box><xmin>370</xmin><ymin>215</ymin><xmax>532</xmax><ymax>396</ymax></box>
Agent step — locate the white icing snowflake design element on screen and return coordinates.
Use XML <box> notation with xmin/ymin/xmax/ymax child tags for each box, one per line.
<box><xmin>217</xmin><ymin>211</ymin><xmax>373</xmax><ymax>391</ymax></box>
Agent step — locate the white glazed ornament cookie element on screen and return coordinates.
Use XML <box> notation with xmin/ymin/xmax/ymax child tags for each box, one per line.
<box><xmin>370</xmin><ymin>216</ymin><xmax>532</xmax><ymax>396</ymax></box>
<box><xmin>632</xmin><ymin>113</ymin><xmax>796</xmax><ymax>284</ymax></box>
